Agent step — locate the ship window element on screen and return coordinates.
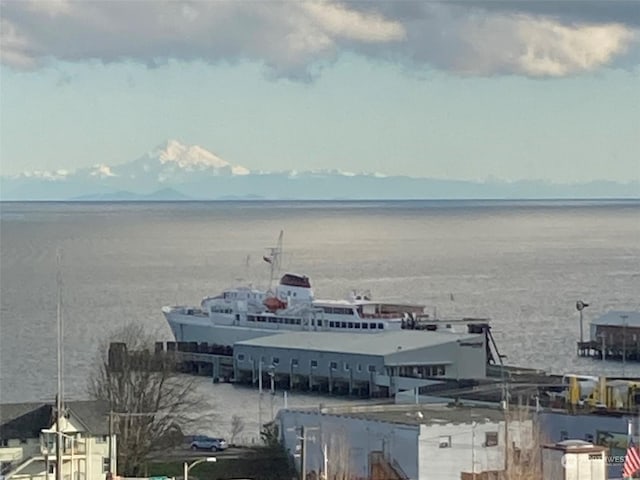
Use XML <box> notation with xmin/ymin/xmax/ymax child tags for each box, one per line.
<box><xmin>272</xmin><ymin>357</ymin><xmax>280</xmax><ymax>365</ymax></box>
<box><xmin>362</xmin><ymin>323</ymin><xmax>368</xmax><ymax>329</ymax></box>
<box><xmin>330</xmin><ymin>361</ymin><xmax>338</xmax><ymax>370</ymax></box>
<box><xmin>370</xmin><ymin>323</ymin><xmax>376</xmax><ymax>329</ymax></box>
<box><xmin>329</xmin><ymin>321</ymin><xmax>335</xmax><ymax>328</ymax></box>
<box><xmin>341</xmin><ymin>322</ymin><xmax>347</xmax><ymax>328</ymax></box>
<box><xmin>237</xmin><ymin>354</ymin><xmax>245</xmax><ymax>361</ymax></box>
<box><xmin>291</xmin><ymin>359</ymin><xmax>299</xmax><ymax>367</ymax></box>
<box><xmin>310</xmin><ymin>360</ymin><xmax>318</xmax><ymax>368</ymax></box>
<box><xmin>354</xmin><ymin>323</ymin><xmax>361</xmax><ymax>329</ymax></box>
<box><xmin>348</xmin><ymin>322</ymin><xmax>354</xmax><ymax>328</ymax></box>
<box><xmin>295</xmin><ymin>319</ymin><xmax>301</xmax><ymax>325</ymax></box>
<box><xmin>378</xmin><ymin>323</ymin><xmax>384</xmax><ymax>329</ymax></box>
<box><xmin>357</xmin><ymin>364</ymin><xmax>362</xmax><ymax>372</ymax></box>
<box><xmin>344</xmin><ymin>362</ymin><xmax>350</xmax><ymax>371</ymax></box>
<box><xmin>368</xmin><ymin>365</ymin><xmax>376</xmax><ymax>373</ymax></box>
<box><xmin>317</xmin><ymin>320</ymin><xmax>323</xmax><ymax>327</ymax></box>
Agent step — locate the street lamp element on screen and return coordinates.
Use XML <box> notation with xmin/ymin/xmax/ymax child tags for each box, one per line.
<box><xmin>183</xmin><ymin>457</ymin><xmax>217</xmax><ymax>480</ymax></box>
<box><xmin>576</xmin><ymin>300</ymin><xmax>589</xmax><ymax>344</ymax></box>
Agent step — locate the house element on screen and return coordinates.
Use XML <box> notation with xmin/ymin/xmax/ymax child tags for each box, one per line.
<box><xmin>0</xmin><ymin>401</ymin><xmax>116</xmax><ymax>480</ymax></box>
<box><xmin>541</xmin><ymin>440</ymin><xmax>607</xmax><ymax>480</ymax></box>
<box><xmin>277</xmin><ymin>403</ymin><xmax>534</xmax><ymax>480</ymax></box>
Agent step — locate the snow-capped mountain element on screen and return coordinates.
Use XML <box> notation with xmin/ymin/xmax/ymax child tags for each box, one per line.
<box><xmin>1</xmin><ymin>140</ymin><xmax>638</xmax><ymax>200</ymax></box>
<box><xmin>75</xmin><ymin>140</ymin><xmax>251</xmax><ymax>192</ymax></box>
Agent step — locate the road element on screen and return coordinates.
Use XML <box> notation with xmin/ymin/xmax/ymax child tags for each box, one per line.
<box><xmin>148</xmin><ymin>445</ymin><xmax>258</xmax><ymax>462</ymax></box>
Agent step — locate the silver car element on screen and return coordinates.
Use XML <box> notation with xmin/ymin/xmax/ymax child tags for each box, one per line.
<box><xmin>189</xmin><ymin>435</ymin><xmax>228</xmax><ymax>451</ymax></box>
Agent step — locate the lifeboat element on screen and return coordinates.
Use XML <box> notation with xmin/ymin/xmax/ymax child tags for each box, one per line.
<box><xmin>264</xmin><ymin>296</ymin><xmax>287</xmax><ymax>312</ymax></box>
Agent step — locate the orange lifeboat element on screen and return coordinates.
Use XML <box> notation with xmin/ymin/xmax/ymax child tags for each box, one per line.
<box><xmin>264</xmin><ymin>297</ymin><xmax>287</xmax><ymax>312</ymax></box>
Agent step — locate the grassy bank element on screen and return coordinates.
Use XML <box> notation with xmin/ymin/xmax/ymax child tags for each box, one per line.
<box><xmin>146</xmin><ymin>447</ymin><xmax>296</xmax><ymax>480</ymax></box>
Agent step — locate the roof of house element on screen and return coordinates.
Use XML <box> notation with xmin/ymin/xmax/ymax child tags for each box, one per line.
<box><xmin>0</xmin><ymin>400</ymin><xmax>110</xmax><ymax>439</ymax></box>
<box><xmin>591</xmin><ymin>311</ymin><xmax>640</xmax><ymax>328</ymax></box>
<box><xmin>279</xmin><ymin>404</ymin><xmax>508</xmax><ymax>427</ymax></box>
<box><xmin>235</xmin><ymin>330</ymin><xmax>480</xmax><ymax>356</ymax></box>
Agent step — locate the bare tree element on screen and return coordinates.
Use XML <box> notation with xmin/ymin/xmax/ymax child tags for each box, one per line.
<box><xmin>324</xmin><ymin>429</ymin><xmax>352</xmax><ymax>480</ymax></box>
<box><xmin>229</xmin><ymin>414</ymin><xmax>245</xmax><ymax>446</ymax></box>
<box><xmin>87</xmin><ymin>323</ymin><xmax>208</xmax><ymax>476</ymax></box>
<box><xmin>503</xmin><ymin>407</ymin><xmax>543</xmax><ymax>480</ymax></box>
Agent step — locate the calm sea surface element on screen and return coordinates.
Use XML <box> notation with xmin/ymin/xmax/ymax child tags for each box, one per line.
<box><xmin>1</xmin><ymin>200</ymin><xmax>639</xmax><ymax>436</ymax></box>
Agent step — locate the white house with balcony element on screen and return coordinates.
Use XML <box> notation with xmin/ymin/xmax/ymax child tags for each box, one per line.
<box><xmin>0</xmin><ymin>401</ymin><xmax>116</xmax><ymax>480</ymax></box>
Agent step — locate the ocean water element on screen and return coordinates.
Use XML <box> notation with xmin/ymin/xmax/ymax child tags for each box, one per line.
<box><xmin>1</xmin><ymin>200</ymin><xmax>639</xmax><ymax>435</ymax></box>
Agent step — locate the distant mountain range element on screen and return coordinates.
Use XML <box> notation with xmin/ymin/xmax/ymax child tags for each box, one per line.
<box><xmin>1</xmin><ymin>140</ymin><xmax>638</xmax><ymax>201</ymax></box>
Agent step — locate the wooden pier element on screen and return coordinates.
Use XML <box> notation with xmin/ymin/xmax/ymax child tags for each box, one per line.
<box><xmin>577</xmin><ymin>340</ymin><xmax>640</xmax><ymax>362</ymax></box>
<box><xmin>576</xmin><ymin>310</ymin><xmax>640</xmax><ymax>363</ymax></box>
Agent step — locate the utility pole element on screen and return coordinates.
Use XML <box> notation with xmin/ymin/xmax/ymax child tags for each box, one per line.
<box><xmin>300</xmin><ymin>425</ymin><xmax>306</xmax><ymax>480</ymax></box>
<box><xmin>503</xmin><ymin>373</ymin><xmax>510</xmax><ymax>480</ymax></box>
<box><xmin>622</xmin><ymin>314</ymin><xmax>628</xmax><ymax>377</ymax></box>
<box><xmin>471</xmin><ymin>421</ymin><xmax>476</xmax><ymax>480</ymax></box>
<box><xmin>108</xmin><ymin>410</ymin><xmax>114</xmax><ymax>476</ymax></box>
<box><xmin>258</xmin><ymin>360</ymin><xmax>263</xmax><ymax>437</ymax></box>
<box><xmin>322</xmin><ymin>443</ymin><xmax>328</xmax><ymax>480</ymax></box>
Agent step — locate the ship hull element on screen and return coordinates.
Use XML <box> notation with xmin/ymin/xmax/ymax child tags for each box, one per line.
<box><xmin>165</xmin><ymin>311</ymin><xmax>307</xmax><ymax>345</ymax></box>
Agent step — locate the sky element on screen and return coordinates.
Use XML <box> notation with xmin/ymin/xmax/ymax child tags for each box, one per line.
<box><xmin>0</xmin><ymin>0</ymin><xmax>639</xmax><ymax>183</ymax></box>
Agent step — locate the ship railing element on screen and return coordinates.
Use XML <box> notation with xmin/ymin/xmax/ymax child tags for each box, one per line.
<box><xmin>360</xmin><ymin>313</ymin><xmax>404</xmax><ymax>319</ymax></box>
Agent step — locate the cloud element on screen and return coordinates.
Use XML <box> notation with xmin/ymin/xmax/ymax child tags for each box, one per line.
<box><xmin>0</xmin><ymin>0</ymin><xmax>637</xmax><ymax>78</ymax></box>
<box><xmin>90</xmin><ymin>164</ymin><xmax>116</xmax><ymax>178</ymax></box>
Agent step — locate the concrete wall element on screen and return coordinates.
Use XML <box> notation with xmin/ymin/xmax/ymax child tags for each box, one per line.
<box><xmin>417</xmin><ymin>419</ymin><xmax>532</xmax><ymax>480</ymax></box>
<box><xmin>278</xmin><ymin>410</ymin><xmax>420</xmax><ymax>479</ymax></box>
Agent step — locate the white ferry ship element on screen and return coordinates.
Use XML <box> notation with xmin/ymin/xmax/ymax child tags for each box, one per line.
<box><xmin>162</xmin><ymin>232</ymin><xmax>479</xmax><ymax>347</ymax></box>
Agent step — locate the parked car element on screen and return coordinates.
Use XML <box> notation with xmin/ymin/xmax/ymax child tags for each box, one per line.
<box><xmin>189</xmin><ymin>435</ymin><xmax>228</xmax><ymax>451</ymax></box>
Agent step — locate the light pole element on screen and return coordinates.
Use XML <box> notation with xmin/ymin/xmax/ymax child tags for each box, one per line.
<box><xmin>471</xmin><ymin>421</ymin><xmax>477</xmax><ymax>480</ymax></box>
<box><xmin>183</xmin><ymin>457</ymin><xmax>217</xmax><ymax>480</ymax></box>
<box><xmin>576</xmin><ymin>300</ymin><xmax>589</xmax><ymax>344</ymax></box>
<box><xmin>268</xmin><ymin>366</ymin><xmax>276</xmax><ymax>421</ymax></box>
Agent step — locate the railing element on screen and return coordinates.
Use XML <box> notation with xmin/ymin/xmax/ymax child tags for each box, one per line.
<box><xmin>0</xmin><ymin>448</ymin><xmax>23</xmax><ymax>464</ymax></box>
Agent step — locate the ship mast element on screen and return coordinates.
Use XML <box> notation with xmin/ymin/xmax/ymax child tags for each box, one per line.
<box><xmin>266</xmin><ymin>230</ymin><xmax>283</xmax><ymax>292</ymax></box>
